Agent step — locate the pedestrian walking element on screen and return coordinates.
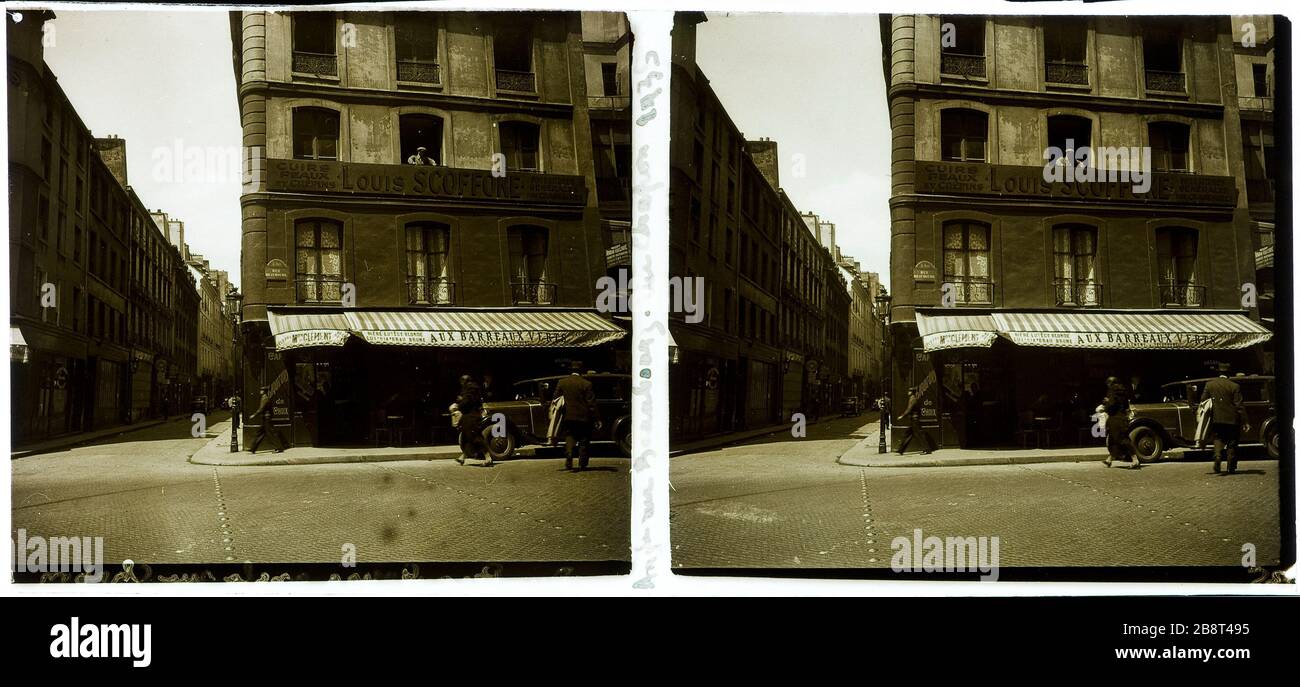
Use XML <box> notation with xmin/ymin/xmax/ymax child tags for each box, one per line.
<box><xmin>248</xmin><ymin>385</ymin><xmax>286</xmax><ymax>454</ymax></box>
<box><xmin>1205</xmin><ymin>368</ymin><xmax>1249</xmax><ymax>474</ymax></box>
<box><xmin>452</xmin><ymin>374</ymin><xmax>491</xmax><ymax>466</ymax></box>
<box><xmin>555</xmin><ymin>361</ymin><xmax>600</xmax><ymax>471</ymax></box>
<box><xmin>896</xmin><ymin>385</ymin><xmax>936</xmax><ymax>455</ymax></box>
<box><xmin>1100</xmin><ymin>376</ymin><xmax>1138</xmax><ymax>469</ymax></box>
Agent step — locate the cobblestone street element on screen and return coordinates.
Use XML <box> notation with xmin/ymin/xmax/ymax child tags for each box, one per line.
<box><xmin>12</xmin><ymin>416</ymin><xmax>631</xmax><ymax>568</ymax></box>
<box><xmin>670</xmin><ymin>414</ymin><xmax>1283</xmax><ymax>572</ymax></box>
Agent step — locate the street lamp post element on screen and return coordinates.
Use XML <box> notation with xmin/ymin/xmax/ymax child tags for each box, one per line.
<box><xmin>225</xmin><ymin>286</ymin><xmax>244</xmax><ymax>453</ymax></box>
<box><xmin>874</xmin><ymin>290</ymin><xmax>892</xmax><ymax>454</ymax></box>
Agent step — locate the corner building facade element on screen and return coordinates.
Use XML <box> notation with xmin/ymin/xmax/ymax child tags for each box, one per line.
<box><xmin>881</xmin><ymin>15</ymin><xmax>1273</xmax><ymax>450</ymax></box>
<box><xmin>231</xmin><ymin>10</ymin><xmax>625</xmax><ymax>447</ymax></box>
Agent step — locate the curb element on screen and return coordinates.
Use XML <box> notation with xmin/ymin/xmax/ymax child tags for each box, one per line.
<box><xmin>189</xmin><ymin>427</ymin><xmax>537</xmax><ymax>467</ymax></box>
<box><xmin>837</xmin><ymin>429</ymin><xmax>1129</xmax><ymax>468</ymax></box>
<box><xmin>668</xmin><ymin>414</ymin><xmax>866</xmax><ymax>457</ymax></box>
<box><xmin>11</xmin><ymin>417</ymin><xmax>175</xmax><ymax>459</ymax></box>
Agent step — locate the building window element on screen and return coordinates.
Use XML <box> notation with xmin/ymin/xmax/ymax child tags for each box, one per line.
<box><xmin>395</xmin><ymin>12</ymin><xmax>440</xmax><ymax>83</ymax></box>
<box><xmin>37</xmin><ymin>196</ymin><xmax>49</xmax><ymax>243</ymax></box>
<box><xmin>1044</xmin><ymin>19</ymin><xmax>1089</xmax><ymax>85</ymax></box>
<box><xmin>1149</xmin><ymin>122</ymin><xmax>1190</xmax><ymax>173</ymax></box>
<box><xmin>507</xmin><ymin>225</ymin><xmax>551</xmax><ymax>304</ymax></box>
<box><xmin>1156</xmin><ymin>227</ymin><xmax>1202</xmax><ymax>306</ymax></box>
<box><xmin>295</xmin><ymin>219</ymin><xmax>343</xmax><ymax>303</ymax></box>
<box><xmin>498</xmin><ymin>121</ymin><xmax>540</xmax><ymax>173</ymax></box>
<box><xmin>292</xmin><ymin>12</ymin><xmax>337</xmax><ymax>76</ymax></box>
<box><xmin>601</xmin><ymin>62</ymin><xmax>619</xmax><ymax>96</ymax></box>
<box><xmin>1252</xmin><ymin>63</ymin><xmax>1269</xmax><ymax>98</ymax></box>
<box><xmin>940</xmin><ymin>15</ymin><xmax>986</xmax><ymax>77</ymax></box>
<box><xmin>400</xmin><ymin>114</ymin><xmax>443</xmax><ymax>165</ymax></box>
<box><xmin>41</xmin><ymin>138</ymin><xmax>51</xmax><ymax>180</ymax></box>
<box><xmin>1143</xmin><ymin>25</ymin><xmax>1184</xmax><ymax>92</ymax></box>
<box><xmin>293</xmin><ymin>108</ymin><xmax>340</xmax><ymax>161</ymax></box>
<box><xmin>1053</xmin><ymin>225</ymin><xmax>1100</xmax><ymax>306</ymax></box>
<box><xmin>405</xmin><ymin>222</ymin><xmax>452</xmax><ymax>305</ymax></box>
<box><xmin>942</xmin><ymin>221</ymin><xmax>992</xmax><ymax>304</ymax></box>
<box><xmin>940</xmin><ymin>109</ymin><xmax>988</xmax><ymax>162</ymax></box>
<box><xmin>1047</xmin><ymin>115</ymin><xmax>1092</xmax><ymax>167</ymax></box>
<box><xmin>494</xmin><ymin>24</ymin><xmax>535</xmax><ymax>92</ymax></box>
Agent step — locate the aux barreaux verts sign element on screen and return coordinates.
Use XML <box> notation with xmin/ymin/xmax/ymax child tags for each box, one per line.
<box><xmin>915</xmin><ymin>161</ymin><xmax>1237</xmax><ymax>206</ymax></box>
<box><xmin>266</xmin><ymin>159</ymin><xmax>589</xmax><ymax>206</ymax></box>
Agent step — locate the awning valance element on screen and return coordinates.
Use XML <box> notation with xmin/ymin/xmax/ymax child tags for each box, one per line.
<box><xmin>916</xmin><ymin>312</ymin><xmax>998</xmax><ymax>352</ymax></box>
<box><xmin>11</xmin><ymin>326</ymin><xmax>30</xmax><ymax>363</ymax></box>
<box><xmin>992</xmin><ymin>311</ymin><xmax>1272</xmax><ymax>350</ymax></box>
<box><xmin>268</xmin><ymin>311</ymin><xmax>353</xmax><ymax>350</ymax></box>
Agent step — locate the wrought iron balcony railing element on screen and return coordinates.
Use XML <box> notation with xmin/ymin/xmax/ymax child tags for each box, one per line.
<box><xmin>511</xmin><ymin>281</ymin><xmax>556</xmax><ymax>305</ymax></box>
<box><xmin>406</xmin><ymin>277</ymin><xmax>455</xmax><ymax>305</ymax></box>
<box><xmin>292</xmin><ymin>51</ymin><xmax>338</xmax><ymax>77</ymax></box>
<box><xmin>940</xmin><ymin>52</ymin><xmax>987</xmax><ymax>78</ymax></box>
<box><xmin>1159</xmin><ymin>282</ymin><xmax>1206</xmax><ymax>307</ymax></box>
<box><xmin>1054</xmin><ymin>280</ymin><xmax>1103</xmax><ymax>307</ymax></box>
<box><xmin>941</xmin><ymin>277</ymin><xmax>995</xmax><ymax>305</ymax></box>
<box><xmin>397</xmin><ymin>60</ymin><xmax>441</xmax><ymax>84</ymax></box>
<box><xmin>1144</xmin><ymin>69</ymin><xmax>1186</xmax><ymax>93</ymax></box>
<box><xmin>296</xmin><ymin>276</ymin><xmax>344</xmax><ymax>304</ymax></box>
<box><xmin>1045</xmin><ymin>61</ymin><xmax>1089</xmax><ymax>85</ymax></box>
<box><xmin>495</xmin><ymin>69</ymin><xmax>537</xmax><ymax>93</ymax></box>
<box><xmin>1239</xmin><ymin>95</ymin><xmax>1274</xmax><ymax>112</ymax></box>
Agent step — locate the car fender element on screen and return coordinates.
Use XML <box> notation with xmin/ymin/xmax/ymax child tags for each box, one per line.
<box><xmin>1127</xmin><ymin>418</ymin><xmax>1174</xmax><ymax>445</ymax></box>
<box><xmin>611</xmin><ymin>414</ymin><xmax>632</xmax><ymax>440</ymax></box>
<box><xmin>1259</xmin><ymin>416</ymin><xmax>1277</xmax><ymax>441</ymax></box>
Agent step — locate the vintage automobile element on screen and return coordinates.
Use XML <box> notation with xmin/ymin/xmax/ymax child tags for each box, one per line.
<box><xmin>1127</xmin><ymin>375</ymin><xmax>1279</xmax><ymax>462</ymax></box>
<box><xmin>841</xmin><ymin>396</ymin><xmax>862</xmax><ymax>416</ymax></box>
<box><xmin>480</xmin><ymin>373</ymin><xmax>633</xmax><ymax>460</ymax></box>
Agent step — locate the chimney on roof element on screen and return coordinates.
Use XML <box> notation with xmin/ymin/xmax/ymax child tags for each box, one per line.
<box><xmin>94</xmin><ymin>136</ymin><xmax>128</xmax><ymax>187</ymax></box>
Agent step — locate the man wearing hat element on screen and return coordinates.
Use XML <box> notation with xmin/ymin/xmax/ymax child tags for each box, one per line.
<box><xmin>406</xmin><ymin>146</ymin><xmax>435</xmax><ymax>165</ymax></box>
<box><xmin>555</xmin><ymin>360</ymin><xmax>601</xmax><ymax>471</ymax></box>
<box><xmin>897</xmin><ymin>385</ymin><xmax>936</xmax><ymax>455</ymax></box>
<box><xmin>1205</xmin><ymin>365</ymin><xmax>1249</xmax><ymax>473</ymax></box>
<box><xmin>248</xmin><ymin>385</ymin><xmax>286</xmax><ymax>453</ymax></box>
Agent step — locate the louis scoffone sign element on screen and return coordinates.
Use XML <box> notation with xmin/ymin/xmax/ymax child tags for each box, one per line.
<box><xmin>915</xmin><ymin>161</ymin><xmax>1237</xmax><ymax>206</ymax></box>
<box><xmin>266</xmin><ymin>159</ymin><xmax>588</xmax><ymax>206</ymax></box>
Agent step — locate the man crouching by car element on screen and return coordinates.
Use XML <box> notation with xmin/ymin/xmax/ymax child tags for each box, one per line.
<box><xmin>556</xmin><ymin>361</ymin><xmax>601</xmax><ymax>471</ymax></box>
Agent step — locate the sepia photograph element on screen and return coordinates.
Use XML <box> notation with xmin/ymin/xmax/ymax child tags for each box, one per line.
<box><xmin>667</xmin><ymin>12</ymin><xmax>1290</xmax><ymax>578</ymax></box>
<box><xmin>8</xmin><ymin>7</ymin><xmax>635</xmax><ymax>581</ymax></box>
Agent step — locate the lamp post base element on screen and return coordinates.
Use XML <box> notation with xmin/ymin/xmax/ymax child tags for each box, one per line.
<box><xmin>877</xmin><ymin>420</ymin><xmax>888</xmax><ymax>453</ymax></box>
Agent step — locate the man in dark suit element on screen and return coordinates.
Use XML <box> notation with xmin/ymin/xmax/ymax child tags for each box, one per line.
<box><xmin>454</xmin><ymin>375</ymin><xmax>491</xmax><ymax>466</ymax></box>
<box><xmin>248</xmin><ymin>385</ymin><xmax>286</xmax><ymax>453</ymax></box>
<box><xmin>1205</xmin><ymin>369</ymin><xmax>1248</xmax><ymax>473</ymax></box>
<box><xmin>556</xmin><ymin>361</ymin><xmax>600</xmax><ymax>471</ymax></box>
<box><xmin>897</xmin><ymin>386</ymin><xmax>936</xmax><ymax>455</ymax></box>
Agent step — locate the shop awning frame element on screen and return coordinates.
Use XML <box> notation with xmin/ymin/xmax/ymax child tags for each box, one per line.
<box><xmin>916</xmin><ymin>312</ymin><xmax>998</xmax><ymax>352</ymax></box>
<box><xmin>267</xmin><ymin>307</ymin><xmax>627</xmax><ymax>350</ymax></box>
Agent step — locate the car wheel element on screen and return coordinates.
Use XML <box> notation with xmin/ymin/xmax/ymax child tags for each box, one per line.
<box><xmin>1264</xmin><ymin>425</ymin><xmax>1280</xmax><ymax>460</ymax></box>
<box><xmin>1129</xmin><ymin>426</ymin><xmax>1164</xmax><ymax>463</ymax></box>
<box><xmin>615</xmin><ymin>423</ymin><xmax>632</xmax><ymax>457</ymax></box>
<box><xmin>484</xmin><ymin>427</ymin><xmax>517</xmax><ymax>460</ymax></box>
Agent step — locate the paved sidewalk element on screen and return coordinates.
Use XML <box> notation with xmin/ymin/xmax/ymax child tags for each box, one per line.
<box><xmin>668</xmin><ymin>416</ymin><xmax>845</xmax><ymax>457</ymax></box>
<box><xmin>837</xmin><ymin>426</ymin><xmax>1181</xmax><ymax>468</ymax></box>
<box><xmin>191</xmin><ymin>419</ymin><xmax>536</xmax><ymax>466</ymax></box>
<box><xmin>10</xmin><ymin>413</ymin><xmax>205</xmax><ymax>459</ymax></box>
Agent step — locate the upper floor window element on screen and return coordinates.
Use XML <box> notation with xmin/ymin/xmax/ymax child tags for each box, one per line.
<box><xmin>941</xmin><ymin>109</ymin><xmax>988</xmax><ymax>162</ymax></box>
<box><xmin>1044</xmin><ymin>19</ymin><xmax>1089</xmax><ymax>85</ymax></box>
<box><xmin>494</xmin><ymin>24</ymin><xmax>535</xmax><ymax>93</ymax></box>
<box><xmin>1053</xmin><ymin>224</ymin><xmax>1100</xmax><ymax>306</ymax></box>
<box><xmin>1251</xmin><ymin>64</ymin><xmax>1269</xmax><ymax>98</ymax></box>
<box><xmin>400</xmin><ymin>114</ymin><xmax>443</xmax><ymax>165</ymax></box>
<box><xmin>292</xmin><ymin>13</ymin><xmax>337</xmax><ymax>76</ymax></box>
<box><xmin>499</xmin><ymin>121</ymin><xmax>540</xmax><ymax>173</ymax></box>
<box><xmin>942</xmin><ymin>220</ymin><xmax>992</xmax><ymax>304</ymax></box>
<box><xmin>1148</xmin><ymin>122</ymin><xmax>1190</xmax><ymax>173</ymax></box>
<box><xmin>293</xmin><ymin>108</ymin><xmax>340</xmax><ymax>161</ymax></box>
<box><xmin>1047</xmin><ymin>115</ymin><xmax>1092</xmax><ymax>167</ymax></box>
<box><xmin>601</xmin><ymin>63</ymin><xmax>620</xmax><ymax>96</ymax></box>
<box><xmin>295</xmin><ymin>219</ymin><xmax>343</xmax><ymax>303</ymax></box>
<box><xmin>395</xmin><ymin>12</ymin><xmax>440</xmax><ymax>84</ymax></box>
<box><xmin>507</xmin><ymin>225</ymin><xmax>552</xmax><ymax>304</ymax></box>
<box><xmin>940</xmin><ymin>15</ymin><xmax>986</xmax><ymax>78</ymax></box>
<box><xmin>1143</xmin><ymin>25</ymin><xmax>1184</xmax><ymax>92</ymax></box>
<box><xmin>1156</xmin><ymin>227</ymin><xmax>1201</xmax><ymax>306</ymax></box>
<box><xmin>405</xmin><ymin>222</ymin><xmax>452</xmax><ymax>305</ymax></box>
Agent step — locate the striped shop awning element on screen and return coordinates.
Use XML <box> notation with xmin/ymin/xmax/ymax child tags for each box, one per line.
<box><xmin>346</xmin><ymin>310</ymin><xmax>626</xmax><ymax>348</ymax></box>
<box><xmin>992</xmin><ymin>311</ymin><xmax>1273</xmax><ymax>350</ymax></box>
<box><xmin>916</xmin><ymin>312</ymin><xmax>998</xmax><ymax>352</ymax></box>
<box><xmin>267</xmin><ymin>311</ymin><xmax>353</xmax><ymax>350</ymax></box>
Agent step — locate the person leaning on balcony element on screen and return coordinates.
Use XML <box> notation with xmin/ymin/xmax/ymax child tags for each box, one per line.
<box><xmin>406</xmin><ymin>146</ymin><xmax>436</xmax><ymax>166</ymax></box>
<box><xmin>1205</xmin><ymin>367</ymin><xmax>1249</xmax><ymax>474</ymax></box>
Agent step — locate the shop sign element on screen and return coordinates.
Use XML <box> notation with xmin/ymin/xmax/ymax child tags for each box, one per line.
<box><xmin>915</xmin><ymin>161</ymin><xmax>1237</xmax><ymax>206</ymax></box>
<box><xmin>913</xmin><ymin>261</ymin><xmax>936</xmax><ymax>282</ymax></box>
<box><xmin>52</xmin><ymin>366</ymin><xmax>68</xmax><ymax>390</ymax></box>
<box><xmin>265</xmin><ymin>259</ymin><xmax>289</xmax><ymax>282</ymax></box>
<box><xmin>1003</xmin><ymin>330</ymin><xmax>1233</xmax><ymax>349</ymax></box>
<box><xmin>357</xmin><ymin>329</ymin><xmax>616</xmax><ymax>348</ymax></box>
<box><xmin>275</xmin><ymin>330</ymin><xmax>350</xmax><ymax>350</ymax></box>
<box><xmin>266</xmin><ymin>159</ymin><xmax>588</xmax><ymax>206</ymax></box>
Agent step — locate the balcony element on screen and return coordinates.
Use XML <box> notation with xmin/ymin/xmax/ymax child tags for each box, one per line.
<box><xmin>397</xmin><ymin>60</ymin><xmax>441</xmax><ymax>85</ymax></box>
<box><xmin>1054</xmin><ymin>280</ymin><xmax>1103</xmax><ymax>307</ymax></box>
<box><xmin>406</xmin><ymin>277</ymin><xmax>454</xmax><ymax>305</ymax></box>
<box><xmin>1239</xmin><ymin>95</ymin><xmax>1274</xmax><ymax>112</ymax></box>
<box><xmin>942</xmin><ymin>277</ymin><xmax>994</xmax><ymax>306</ymax></box>
<box><xmin>940</xmin><ymin>52</ymin><xmax>987</xmax><ymax>78</ymax></box>
<box><xmin>296</xmin><ymin>276</ymin><xmax>344</xmax><ymax>304</ymax></box>
<box><xmin>495</xmin><ymin>69</ymin><xmax>536</xmax><ymax>94</ymax></box>
<box><xmin>511</xmin><ymin>281</ymin><xmax>556</xmax><ymax>305</ymax></box>
<box><xmin>292</xmin><ymin>51</ymin><xmax>338</xmax><ymax>77</ymax></box>
<box><xmin>1045</xmin><ymin>61</ymin><xmax>1089</xmax><ymax>86</ymax></box>
<box><xmin>1159</xmin><ymin>282</ymin><xmax>1206</xmax><ymax>307</ymax></box>
<box><xmin>1144</xmin><ymin>70</ymin><xmax>1186</xmax><ymax>93</ymax></box>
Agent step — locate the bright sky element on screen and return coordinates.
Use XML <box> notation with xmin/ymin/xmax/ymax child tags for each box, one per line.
<box><xmin>42</xmin><ymin>9</ymin><xmax>242</xmax><ymax>289</ymax></box>
<box><xmin>696</xmin><ymin>12</ymin><xmax>892</xmax><ymax>289</ymax></box>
